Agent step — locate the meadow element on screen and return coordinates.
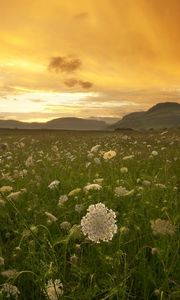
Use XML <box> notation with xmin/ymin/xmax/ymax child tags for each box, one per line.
<box><xmin>0</xmin><ymin>129</ymin><xmax>179</xmax><ymax>300</ymax></box>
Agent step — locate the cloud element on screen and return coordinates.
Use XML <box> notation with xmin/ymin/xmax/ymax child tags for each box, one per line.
<box><xmin>64</xmin><ymin>78</ymin><xmax>93</xmax><ymax>89</ymax></box>
<box><xmin>48</xmin><ymin>56</ymin><xmax>81</xmax><ymax>73</ymax></box>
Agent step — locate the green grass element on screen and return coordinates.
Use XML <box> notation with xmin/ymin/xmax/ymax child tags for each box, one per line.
<box><xmin>0</xmin><ymin>129</ymin><xmax>179</xmax><ymax>299</ymax></box>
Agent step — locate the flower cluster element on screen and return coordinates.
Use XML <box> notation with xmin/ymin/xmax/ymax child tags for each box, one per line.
<box><xmin>46</xmin><ymin>279</ymin><xmax>63</xmax><ymax>300</ymax></box>
<box><xmin>103</xmin><ymin>150</ymin><xmax>116</xmax><ymax>160</ymax></box>
<box><xmin>81</xmin><ymin>202</ymin><xmax>117</xmax><ymax>243</ymax></box>
<box><xmin>150</xmin><ymin>219</ymin><xmax>175</xmax><ymax>236</ymax></box>
<box><xmin>0</xmin><ymin>283</ymin><xmax>20</xmax><ymax>299</ymax></box>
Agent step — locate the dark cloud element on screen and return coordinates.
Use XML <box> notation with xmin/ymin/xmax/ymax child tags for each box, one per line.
<box><xmin>64</xmin><ymin>78</ymin><xmax>93</xmax><ymax>89</ymax></box>
<box><xmin>48</xmin><ymin>56</ymin><xmax>81</xmax><ymax>73</ymax></box>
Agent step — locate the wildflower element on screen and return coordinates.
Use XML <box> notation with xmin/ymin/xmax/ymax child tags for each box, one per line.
<box><xmin>1</xmin><ymin>269</ymin><xmax>18</xmax><ymax>278</ymax></box>
<box><xmin>103</xmin><ymin>150</ymin><xmax>116</xmax><ymax>160</ymax></box>
<box><xmin>45</xmin><ymin>212</ymin><xmax>58</xmax><ymax>224</ymax></box>
<box><xmin>68</xmin><ymin>188</ymin><xmax>81</xmax><ymax>197</ymax></box>
<box><xmin>151</xmin><ymin>247</ymin><xmax>159</xmax><ymax>255</ymax></box>
<box><xmin>85</xmin><ymin>162</ymin><xmax>91</xmax><ymax>168</ymax></box>
<box><xmin>151</xmin><ymin>150</ymin><xmax>158</xmax><ymax>156</ymax></box>
<box><xmin>93</xmin><ymin>178</ymin><xmax>104</xmax><ymax>184</ymax></box>
<box><xmin>25</xmin><ymin>156</ymin><xmax>34</xmax><ymax>167</ymax></box>
<box><xmin>114</xmin><ymin>186</ymin><xmax>134</xmax><ymax>197</ymax></box>
<box><xmin>154</xmin><ymin>183</ymin><xmax>166</xmax><ymax>189</ymax></box>
<box><xmin>0</xmin><ymin>256</ymin><xmax>4</xmax><ymax>266</ymax></box>
<box><xmin>0</xmin><ymin>186</ymin><xmax>13</xmax><ymax>193</ymax></box>
<box><xmin>48</xmin><ymin>180</ymin><xmax>60</xmax><ymax>190</ymax></box>
<box><xmin>52</xmin><ymin>145</ymin><xmax>58</xmax><ymax>152</ymax></box>
<box><xmin>120</xmin><ymin>167</ymin><xmax>128</xmax><ymax>174</ymax></box>
<box><xmin>58</xmin><ymin>195</ymin><xmax>68</xmax><ymax>206</ymax></box>
<box><xmin>81</xmin><ymin>202</ymin><xmax>117</xmax><ymax>243</ymax></box>
<box><xmin>119</xmin><ymin>226</ymin><xmax>129</xmax><ymax>234</ymax></box>
<box><xmin>46</xmin><ymin>279</ymin><xmax>63</xmax><ymax>300</ymax></box>
<box><xmin>70</xmin><ymin>254</ymin><xmax>78</xmax><ymax>265</ymax></box>
<box><xmin>94</xmin><ymin>157</ymin><xmax>101</xmax><ymax>164</ymax></box>
<box><xmin>122</xmin><ymin>155</ymin><xmax>134</xmax><ymax>160</ymax></box>
<box><xmin>84</xmin><ymin>183</ymin><xmax>102</xmax><ymax>192</ymax></box>
<box><xmin>90</xmin><ymin>144</ymin><xmax>101</xmax><ymax>153</ymax></box>
<box><xmin>142</xmin><ymin>180</ymin><xmax>151</xmax><ymax>187</ymax></box>
<box><xmin>150</xmin><ymin>219</ymin><xmax>175</xmax><ymax>236</ymax></box>
<box><xmin>75</xmin><ymin>204</ymin><xmax>83</xmax><ymax>213</ymax></box>
<box><xmin>60</xmin><ymin>221</ymin><xmax>71</xmax><ymax>231</ymax></box>
<box><xmin>7</xmin><ymin>191</ymin><xmax>22</xmax><ymax>201</ymax></box>
<box><xmin>1</xmin><ymin>283</ymin><xmax>20</xmax><ymax>299</ymax></box>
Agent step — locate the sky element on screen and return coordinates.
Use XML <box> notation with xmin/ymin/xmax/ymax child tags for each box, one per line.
<box><xmin>0</xmin><ymin>0</ymin><xmax>180</xmax><ymax>122</ymax></box>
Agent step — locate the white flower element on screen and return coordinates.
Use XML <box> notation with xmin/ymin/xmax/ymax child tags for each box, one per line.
<box><xmin>58</xmin><ymin>195</ymin><xmax>68</xmax><ymax>206</ymax></box>
<box><xmin>1</xmin><ymin>283</ymin><xmax>20</xmax><ymax>299</ymax></box>
<box><xmin>25</xmin><ymin>156</ymin><xmax>34</xmax><ymax>167</ymax></box>
<box><xmin>93</xmin><ymin>178</ymin><xmax>104</xmax><ymax>184</ymax></box>
<box><xmin>0</xmin><ymin>186</ymin><xmax>13</xmax><ymax>193</ymax></box>
<box><xmin>7</xmin><ymin>191</ymin><xmax>22</xmax><ymax>201</ymax></box>
<box><xmin>60</xmin><ymin>221</ymin><xmax>71</xmax><ymax>231</ymax></box>
<box><xmin>84</xmin><ymin>183</ymin><xmax>102</xmax><ymax>192</ymax></box>
<box><xmin>150</xmin><ymin>219</ymin><xmax>175</xmax><ymax>236</ymax></box>
<box><xmin>48</xmin><ymin>180</ymin><xmax>60</xmax><ymax>190</ymax></box>
<box><xmin>45</xmin><ymin>211</ymin><xmax>58</xmax><ymax>223</ymax></box>
<box><xmin>81</xmin><ymin>202</ymin><xmax>117</xmax><ymax>243</ymax></box>
<box><xmin>46</xmin><ymin>279</ymin><xmax>63</xmax><ymax>300</ymax></box>
<box><xmin>90</xmin><ymin>144</ymin><xmax>101</xmax><ymax>153</ymax></box>
<box><xmin>154</xmin><ymin>183</ymin><xmax>166</xmax><ymax>189</ymax></box>
<box><xmin>114</xmin><ymin>186</ymin><xmax>134</xmax><ymax>197</ymax></box>
<box><xmin>151</xmin><ymin>150</ymin><xmax>158</xmax><ymax>156</ymax></box>
<box><xmin>68</xmin><ymin>188</ymin><xmax>81</xmax><ymax>197</ymax></box>
<box><xmin>103</xmin><ymin>150</ymin><xmax>116</xmax><ymax>160</ymax></box>
<box><xmin>122</xmin><ymin>155</ymin><xmax>134</xmax><ymax>160</ymax></box>
<box><xmin>94</xmin><ymin>157</ymin><xmax>101</xmax><ymax>164</ymax></box>
<box><xmin>120</xmin><ymin>167</ymin><xmax>128</xmax><ymax>174</ymax></box>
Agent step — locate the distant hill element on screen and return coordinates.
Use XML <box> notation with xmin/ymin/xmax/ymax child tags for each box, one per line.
<box><xmin>0</xmin><ymin>117</ymin><xmax>107</xmax><ymax>131</ymax></box>
<box><xmin>110</xmin><ymin>102</ymin><xmax>180</xmax><ymax>130</ymax></box>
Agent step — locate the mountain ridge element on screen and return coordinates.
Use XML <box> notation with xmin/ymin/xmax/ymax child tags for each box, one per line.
<box><xmin>111</xmin><ymin>102</ymin><xmax>180</xmax><ymax>130</ymax></box>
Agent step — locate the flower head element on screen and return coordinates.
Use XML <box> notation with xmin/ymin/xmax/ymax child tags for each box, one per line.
<box><xmin>81</xmin><ymin>202</ymin><xmax>117</xmax><ymax>243</ymax></box>
<box><xmin>103</xmin><ymin>150</ymin><xmax>116</xmax><ymax>160</ymax></box>
<box><xmin>46</xmin><ymin>279</ymin><xmax>63</xmax><ymax>300</ymax></box>
<box><xmin>48</xmin><ymin>180</ymin><xmax>60</xmax><ymax>190</ymax></box>
<box><xmin>150</xmin><ymin>219</ymin><xmax>175</xmax><ymax>236</ymax></box>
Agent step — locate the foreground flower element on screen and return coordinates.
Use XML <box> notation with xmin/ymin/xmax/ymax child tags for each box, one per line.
<box><xmin>150</xmin><ymin>219</ymin><xmax>175</xmax><ymax>236</ymax></box>
<box><xmin>103</xmin><ymin>150</ymin><xmax>116</xmax><ymax>160</ymax></box>
<box><xmin>81</xmin><ymin>202</ymin><xmax>117</xmax><ymax>243</ymax></box>
<box><xmin>46</xmin><ymin>279</ymin><xmax>63</xmax><ymax>300</ymax></box>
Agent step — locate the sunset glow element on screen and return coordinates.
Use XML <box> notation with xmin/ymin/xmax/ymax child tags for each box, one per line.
<box><xmin>0</xmin><ymin>0</ymin><xmax>180</xmax><ymax>121</ymax></box>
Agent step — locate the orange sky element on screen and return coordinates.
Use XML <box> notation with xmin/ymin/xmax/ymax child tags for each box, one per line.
<box><xmin>0</xmin><ymin>0</ymin><xmax>180</xmax><ymax>122</ymax></box>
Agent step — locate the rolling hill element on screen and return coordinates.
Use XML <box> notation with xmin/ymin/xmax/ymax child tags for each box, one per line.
<box><xmin>0</xmin><ymin>117</ymin><xmax>107</xmax><ymax>131</ymax></box>
<box><xmin>110</xmin><ymin>102</ymin><xmax>180</xmax><ymax>130</ymax></box>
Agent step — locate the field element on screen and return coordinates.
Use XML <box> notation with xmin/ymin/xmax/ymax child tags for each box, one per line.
<box><xmin>0</xmin><ymin>129</ymin><xmax>179</xmax><ymax>300</ymax></box>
